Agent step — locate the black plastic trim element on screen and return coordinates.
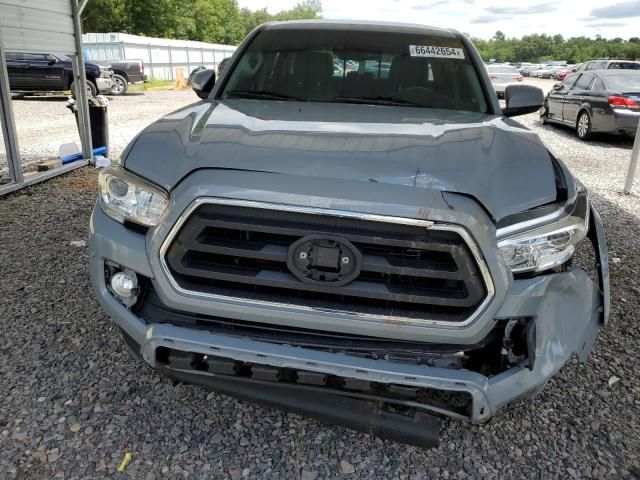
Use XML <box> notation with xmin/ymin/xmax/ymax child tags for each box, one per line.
<box><xmin>159</xmin><ymin>366</ymin><xmax>441</xmax><ymax>447</ymax></box>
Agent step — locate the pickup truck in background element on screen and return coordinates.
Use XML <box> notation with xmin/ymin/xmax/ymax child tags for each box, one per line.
<box><xmin>93</xmin><ymin>59</ymin><xmax>146</xmax><ymax>96</ymax></box>
<box><xmin>6</xmin><ymin>53</ymin><xmax>113</xmax><ymax>98</ymax></box>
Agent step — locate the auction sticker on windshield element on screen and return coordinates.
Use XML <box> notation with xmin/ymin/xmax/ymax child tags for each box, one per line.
<box><xmin>409</xmin><ymin>45</ymin><xmax>465</xmax><ymax>59</ymax></box>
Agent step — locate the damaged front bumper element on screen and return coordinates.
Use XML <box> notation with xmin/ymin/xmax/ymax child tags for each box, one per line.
<box><xmin>88</xmin><ymin>197</ymin><xmax>609</xmax><ymax>445</ymax></box>
<box><xmin>92</xmin><ymin>251</ymin><xmax>603</xmax><ymax>421</ymax></box>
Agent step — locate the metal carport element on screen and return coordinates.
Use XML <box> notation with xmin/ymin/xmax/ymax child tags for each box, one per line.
<box><xmin>0</xmin><ymin>0</ymin><xmax>93</xmax><ymax>196</ymax></box>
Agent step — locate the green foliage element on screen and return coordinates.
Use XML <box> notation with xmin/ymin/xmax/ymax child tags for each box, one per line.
<box><xmin>272</xmin><ymin>0</ymin><xmax>322</xmax><ymax>21</ymax></box>
<box><xmin>82</xmin><ymin>0</ymin><xmax>129</xmax><ymax>33</ymax></box>
<box><xmin>82</xmin><ymin>0</ymin><xmax>322</xmax><ymax>45</ymax></box>
<box><xmin>239</xmin><ymin>1</ymin><xmax>322</xmax><ymax>37</ymax></box>
<box><xmin>472</xmin><ymin>32</ymin><xmax>640</xmax><ymax>63</ymax></box>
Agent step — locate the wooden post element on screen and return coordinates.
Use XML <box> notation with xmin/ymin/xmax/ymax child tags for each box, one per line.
<box><xmin>174</xmin><ymin>67</ymin><xmax>186</xmax><ymax>89</ymax></box>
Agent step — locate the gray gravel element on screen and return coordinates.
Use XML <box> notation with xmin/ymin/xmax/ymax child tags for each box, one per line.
<box><xmin>1</xmin><ymin>89</ymin><xmax>196</xmax><ymax>174</ymax></box>
<box><xmin>1</xmin><ymin>85</ymin><xmax>640</xmax><ymax>479</ymax></box>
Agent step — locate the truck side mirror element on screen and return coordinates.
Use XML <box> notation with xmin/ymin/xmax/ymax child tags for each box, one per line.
<box><xmin>46</xmin><ymin>54</ymin><xmax>58</xmax><ymax>65</ymax></box>
<box><xmin>190</xmin><ymin>69</ymin><xmax>216</xmax><ymax>100</ymax></box>
<box><xmin>502</xmin><ymin>84</ymin><xmax>544</xmax><ymax>117</ymax></box>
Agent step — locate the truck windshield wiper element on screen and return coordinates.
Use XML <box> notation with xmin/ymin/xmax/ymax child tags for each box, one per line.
<box><xmin>223</xmin><ymin>90</ymin><xmax>305</xmax><ymax>101</ymax></box>
<box><xmin>331</xmin><ymin>96</ymin><xmax>423</xmax><ymax>107</ymax></box>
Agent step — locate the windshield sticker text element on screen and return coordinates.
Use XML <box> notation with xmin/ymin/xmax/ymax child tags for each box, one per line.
<box><xmin>409</xmin><ymin>45</ymin><xmax>465</xmax><ymax>59</ymax></box>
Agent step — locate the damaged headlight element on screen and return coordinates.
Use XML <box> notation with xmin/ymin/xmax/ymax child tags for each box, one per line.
<box><xmin>498</xmin><ymin>208</ymin><xmax>589</xmax><ymax>274</ymax></box>
<box><xmin>98</xmin><ymin>166</ymin><xmax>168</xmax><ymax>227</ymax></box>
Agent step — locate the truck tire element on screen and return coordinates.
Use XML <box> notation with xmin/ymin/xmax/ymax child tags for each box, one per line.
<box><xmin>110</xmin><ymin>74</ymin><xmax>128</xmax><ymax>96</ymax></box>
<box><xmin>71</xmin><ymin>80</ymin><xmax>97</xmax><ymax>98</ymax></box>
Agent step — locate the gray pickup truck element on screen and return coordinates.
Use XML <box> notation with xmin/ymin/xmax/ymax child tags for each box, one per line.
<box><xmin>90</xmin><ymin>20</ymin><xmax>609</xmax><ymax>446</ymax></box>
<box><xmin>94</xmin><ymin>59</ymin><xmax>146</xmax><ymax>95</ymax></box>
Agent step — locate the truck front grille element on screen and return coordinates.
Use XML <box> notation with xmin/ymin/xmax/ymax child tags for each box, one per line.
<box><xmin>163</xmin><ymin>201</ymin><xmax>490</xmax><ymax>324</ymax></box>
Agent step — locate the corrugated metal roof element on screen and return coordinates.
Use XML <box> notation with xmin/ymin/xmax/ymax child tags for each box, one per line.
<box><xmin>0</xmin><ymin>0</ymin><xmax>76</xmax><ymax>54</ymax></box>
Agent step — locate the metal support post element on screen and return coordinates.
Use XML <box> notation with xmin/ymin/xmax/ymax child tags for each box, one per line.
<box><xmin>0</xmin><ymin>40</ymin><xmax>23</xmax><ymax>184</ymax></box>
<box><xmin>168</xmin><ymin>45</ymin><xmax>174</xmax><ymax>80</ymax></box>
<box><xmin>71</xmin><ymin>0</ymin><xmax>93</xmax><ymax>162</ymax></box>
<box><xmin>624</xmin><ymin>121</ymin><xmax>640</xmax><ymax>195</ymax></box>
<box><xmin>147</xmin><ymin>43</ymin><xmax>153</xmax><ymax>79</ymax></box>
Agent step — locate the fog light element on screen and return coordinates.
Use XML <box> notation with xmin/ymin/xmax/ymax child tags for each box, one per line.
<box><xmin>110</xmin><ymin>270</ymin><xmax>138</xmax><ymax>306</ymax></box>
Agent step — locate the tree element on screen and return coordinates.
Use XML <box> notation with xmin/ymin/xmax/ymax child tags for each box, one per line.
<box><xmin>190</xmin><ymin>0</ymin><xmax>244</xmax><ymax>44</ymax></box>
<box><xmin>82</xmin><ymin>0</ymin><xmax>128</xmax><ymax>33</ymax></box>
<box><xmin>240</xmin><ymin>0</ymin><xmax>322</xmax><ymax>37</ymax></box>
<box><xmin>83</xmin><ymin>0</ymin><xmax>323</xmax><ymax>44</ymax></box>
<box><xmin>493</xmin><ymin>31</ymin><xmax>506</xmax><ymax>42</ymax></box>
<box><xmin>275</xmin><ymin>0</ymin><xmax>322</xmax><ymax>21</ymax></box>
<box><xmin>468</xmin><ymin>31</ymin><xmax>640</xmax><ymax>63</ymax></box>
<box><xmin>239</xmin><ymin>7</ymin><xmax>273</xmax><ymax>36</ymax></box>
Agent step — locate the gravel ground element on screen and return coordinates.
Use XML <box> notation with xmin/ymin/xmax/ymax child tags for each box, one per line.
<box><xmin>0</xmin><ymin>89</ymin><xmax>196</xmax><ymax>175</ymax></box>
<box><xmin>1</xmin><ymin>83</ymin><xmax>640</xmax><ymax>479</ymax></box>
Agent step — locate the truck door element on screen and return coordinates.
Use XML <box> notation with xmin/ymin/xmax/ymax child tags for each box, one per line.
<box><xmin>21</xmin><ymin>53</ymin><xmax>65</xmax><ymax>90</ymax></box>
<box><xmin>5</xmin><ymin>53</ymin><xmax>28</xmax><ymax>89</ymax></box>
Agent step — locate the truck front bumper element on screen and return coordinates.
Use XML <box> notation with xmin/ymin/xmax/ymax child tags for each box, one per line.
<box><xmin>95</xmin><ymin>77</ymin><xmax>114</xmax><ymax>94</ymax></box>
<box><xmin>89</xmin><ymin>203</ymin><xmax>608</xmax><ymax>430</ymax></box>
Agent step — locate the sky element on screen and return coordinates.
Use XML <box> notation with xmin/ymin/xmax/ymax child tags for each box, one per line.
<box><xmin>237</xmin><ymin>0</ymin><xmax>640</xmax><ymax>39</ymax></box>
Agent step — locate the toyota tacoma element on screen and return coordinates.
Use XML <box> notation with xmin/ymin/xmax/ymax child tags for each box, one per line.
<box><xmin>89</xmin><ymin>21</ymin><xmax>609</xmax><ymax>446</ymax></box>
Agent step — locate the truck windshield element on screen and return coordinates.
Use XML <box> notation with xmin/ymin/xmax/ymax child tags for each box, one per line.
<box><xmin>219</xmin><ymin>27</ymin><xmax>489</xmax><ymax>113</ymax></box>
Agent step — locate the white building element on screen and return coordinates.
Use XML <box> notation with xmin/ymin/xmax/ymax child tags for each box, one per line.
<box><xmin>82</xmin><ymin>32</ymin><xmax>237</xmax><ymax>81</ymax></box>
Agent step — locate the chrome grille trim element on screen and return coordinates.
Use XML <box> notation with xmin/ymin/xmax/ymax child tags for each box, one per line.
<box><xmin>158</xmin><ymin>198</ymin><xmax>495</xmax><ymax>328</ymax></box>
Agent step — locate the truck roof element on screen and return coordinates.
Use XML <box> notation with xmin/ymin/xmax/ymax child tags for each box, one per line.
<box><xmin>262</xmin><ymin>19</ymin><xmax>460</xmax><ymax>38</ymax></box>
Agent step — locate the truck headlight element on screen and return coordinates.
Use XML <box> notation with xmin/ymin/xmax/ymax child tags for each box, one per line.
<box><xmin>498</xmin><ymin>212</ymin><xmax>589</xmax><ymax>273</ymax></box>
<box><xmin>98</xmin><ymin>166</ymin><xmax>168</xmax><ymax>227</ymax></box>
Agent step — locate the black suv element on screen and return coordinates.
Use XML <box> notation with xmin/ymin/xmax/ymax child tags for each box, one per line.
<box><xmin>6</xmin><ymin>53</ymin><xmax>114</xmax><ymax>97</ymax></box>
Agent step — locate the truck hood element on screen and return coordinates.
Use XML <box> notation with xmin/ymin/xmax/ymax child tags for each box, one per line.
<box><xmin>123</xmin><ymin>99</ymin><xmax>558</xmax><ymax>221</ymax></box>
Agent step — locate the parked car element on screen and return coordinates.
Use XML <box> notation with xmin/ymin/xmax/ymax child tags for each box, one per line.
<box><xmin>527</xmin><ymin>66</ymin><xmax>544</xmax><ymax>77</ymax></box>
<box><xmin>576</xmin><ymin>59</ymin><xmax>640</xmax><ymax>73</ymax></box>
<box><xmin>520</xmin><ymin>64</ymin><xmax>541</xmax><ymax>77</ymax></box>
<box><xmin>530</xmin><ymin>66</ymin><xmax>556</xmax><ymax>78</ymax></box>
<box><xmin>94</xmin><ymin>59</ymin><xmax>145</xmax><ymax>95</ymax></box>
<box><xmin>554</xmin><ymin>68</ymin><xmax>573</xmax><ymax>81</ymax></box>
<box><xmin>540</xmin><ymin>67</ymin><xmax>563</xmax><ymax>79</ymax></box>
<box><xmin>546</xmin><ymin>67</ymin><xmax>565</xmax><ymax>79</ymax></box>
<box><xmin>486</xmin><ymin>64</ymin><xmax>523</xmax><ymax>98</ymax></box>
<box><xmin>90</xmin><ymin>20</ymin><xmax>608</xmax><ymax>446</ymax></box>
<box><xmin>6</xmin><ymin>52</ymin><xmax>113</xmax><ymax>97</ymax></box>
<box><xmin>541</xmin><ymin>70</ymin><xmax>640</xmax><ymax>139</ymax></box>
